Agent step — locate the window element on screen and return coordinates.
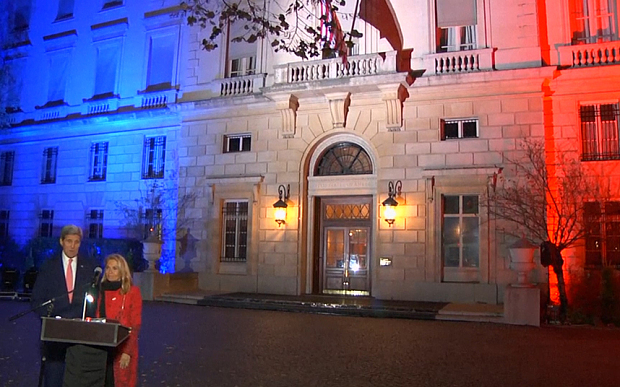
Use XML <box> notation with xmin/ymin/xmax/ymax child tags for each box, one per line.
<box><xmin>442</xmin><ymin>195</ymin><xmax>480</xmax><ymax>268</ymax></box>
<box><xmin>441</xmin><ymin>118</ymin><xmax>479</xmax><ymax>140</ymax></box>
<box><xmin>436</xmin><ymin>0</ymin><xmax>477</xmax><ymax>52</ymax></box>
<box><xmin>226</xmin><ymin>19</ymin><xmax>257</xmax><ymax>77</ymax></box>
<box><xmin>94</xmin><ymin>44</ymin><xmax>121</xmax><ymax>97</ymax></box>
<box><xmin>585</xmin><ymin>201</ymin><xmax>620</xmax><ymax>267</ymax></box>
<box><xmin>86</xmin><ymin>209</ymin><xmax>104</xmax><ymax>239</ymax></box>
<box><xmin>103</xmin><ymin>0</ymin><xmax>123</xmax><ymax>9</ymax></box>
<box><xmin>0</xmin><ymin>151</ymin><xmax>15</xmax><ymax>186</ymax></box>
<box><xmin>39</xmin><ymin>210</ymin><xmax>54</xmax><ymax>237</ymax></box>
<box><xmin>89</xmin><ymin>142</ymin><xmax>108</xmax><ymax>181</ymax></box>
<box><xmin>570</xmin><ymin>0</ymin><xmax>617</xmax><ymax>44</ymax></box>
<box><xmin>56</xmin><ymin>0</ymin><xmax>74</xmax><ymax>20</ymax></box>
<box><xmin>142</xmin><ymin>136</ymin><xmax>166</xmax><ymax>179</ymax></box>
<box><xmin>315</xmin><ymin>142</ymin><xmax>373</xmax><ymax>176</ymax></box>
<box><xmin>146</xmin><ymin>33</ymin><xmax>176</xmax><ymax>89</ymax></box>
<box><xmin>41</xmin><ymin>147</ymin><xmax>58</xmax><ymax>184</ymax></box>
<box><xmin>580</xmin><ymin>103</ymin><xmax>620</xmax><ymax>161</ymax></box>
<box><xmin>12</xmin><ymin>0</ymin><xmax>31</xmax><ymax>31</ymax></box>
<box><xmin>223</xmin><ymin>134</ymin><xmax>251</xmax><ymax>153</ymax></box>
<box><xmin>4</xmin><ymin>59</ymin><xmax>22</xmax><ymax>111</ymax></box>
<box><xmin>142</xmin><ymin>208</ymin><xmax>162</xmax><ymax>240</ymax></box>
<box><xmin>47</xmin><ymin>52</ymin><xmax>70</xmax><ymax>104</ymax></box>
<box><xmin>0</xmin><ymin>211</ymin><xmax>9</xmax><ymax>238</ymax></box>
<box><xmin>221</xmin><ymin>201</ymin><xmax>248</xmax><ymax>262</ymax></box>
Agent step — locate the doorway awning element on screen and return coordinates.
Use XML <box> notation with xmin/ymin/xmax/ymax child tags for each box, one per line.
<box><xmin>359</xmin><ymin>0</ymin><xmax>403</xmax><ymax>51</ymax></box>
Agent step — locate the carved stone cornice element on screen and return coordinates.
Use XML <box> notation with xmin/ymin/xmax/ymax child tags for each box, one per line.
<box><xmin>378</xmin><ymin>84</ymin><xmax>408</xmax><ymax>132</ymax></box>
<box><xmin>324</xmin><ymin>92</ymin><xmax>351</xmax><ymax>129</ymax></box>
<box><xmin>273</xmin><ymin>95</ymin><xmax>299</xmax><ymax>138</ymax></box>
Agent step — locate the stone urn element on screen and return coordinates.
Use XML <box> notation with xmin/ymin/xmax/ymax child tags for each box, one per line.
<box><xmin>142</xmin><ymin>232</ymin><xmax>163</xmax><ymax>272</ymax></box>
<box><xmin>509</xmin><ymin>237</ymin><xmax>537</xmax><ymax>287</ymax></box>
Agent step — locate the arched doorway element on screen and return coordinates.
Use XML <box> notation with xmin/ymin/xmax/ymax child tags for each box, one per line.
<box><xmin>307</xmin><ymin>140</ymin><xmax>377</xmax><ymax>295</ymax></box>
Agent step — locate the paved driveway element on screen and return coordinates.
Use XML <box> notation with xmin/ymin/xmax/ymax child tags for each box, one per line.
<box><xmin>1</xmin><ymin>300</ymin><xmax>619</xmax><ymax>386</ymax></box>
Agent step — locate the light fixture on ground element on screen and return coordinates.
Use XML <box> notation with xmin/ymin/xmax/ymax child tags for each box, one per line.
<box><xmin>382</xmin><ymin>180</ymin><xmax>402</xmax><ymax>226</ymax></box>
<box><xmin>273</xmin><ymin>184</ymin><xmax>290</xmax><ymax>227</ymax></box>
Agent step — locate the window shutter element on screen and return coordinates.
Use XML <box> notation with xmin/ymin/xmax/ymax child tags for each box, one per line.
<box><xmin>437</xmin><ymin>0</ymin><xmax>477</xmax><ymax>28</ymax></box>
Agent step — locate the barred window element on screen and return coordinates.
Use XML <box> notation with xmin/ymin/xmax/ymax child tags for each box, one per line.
<box><xmin>0</xmin><ymin>151</ymin><xmax>15</xmax><ymax>186</ymax></box>
<box><xmin>41</xmin><ymin>147</ymin><xmax>58</xmax><ymax>184</ymax></box>
<box><xmin>142</xmin><ymin>136</ymin><xmax>166</xmax><ymax>179</ymax></box>
<box><xmin>585</xmin><ymin>201</ymin><xmax>620</xmax><ymax>267</ymax></box>
<box><xmin>142</xmin><ymin>208</ymin><xmax>162</xmax><ymax>240</ymax></box>
<box><xmin>89</xmin><ymin>142</ymin><xmax>108</xmax><ymax>181</ymax></box>
<box><xmin>580</xmin><ymin>103</ymin><xmax>620</xmax><ymax>161</ymax></box>
<box><xmin>86</xmin><ymin>209</ymin><xmax>104</xmax><ymax>239</ymax></box>
<box><xmin>223</xmin><ymin>134</ymin><xmax>251</xmax><ymax>153</ymax></box>
<box><xmin>39</xmin><ymin>209</ymin><xmax>54</xmax><ymax>237</ymax></box>
<box><xmin>441</xmin><ymin>118</ymin><xmax>479</xmax><ymax>140</ymax></box>
<box><xmin>0</xmin><ymin>210</ymin><xmax>9</xmax><ymax>238</ymax></box>
<box><xmin>221</xmin><ymin>201</ymin><xmax>248</xmax><ymax>262</ymax></box>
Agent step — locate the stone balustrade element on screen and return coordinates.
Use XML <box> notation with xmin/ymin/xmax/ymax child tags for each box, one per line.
<box><xmin>424</xmin><ymin>48</ymin><xmax>494</xmax><ymax>75</ymax></box>
<box><xmin>274</xmin><ymin>51</ymin><xmax>398</xmax><ymax>84</ymax></box>
<box><xmin>217</xmin><ymin>73</ymin><xmax>266</xmax><ymax>96</ymax></box>
<box><xmin>558</xmin><ymin>41</ymin><xmax>620</xmax><ymax>67</ymax></box>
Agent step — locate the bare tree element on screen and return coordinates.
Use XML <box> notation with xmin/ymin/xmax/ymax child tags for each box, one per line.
<box><xmin>488</xmin><ymin>138</ymin><xmax>601</xmax><ymax>321</ymax></box>
<box><xmin>116</xmin><ymin>176</ymin><xmax>196</xmax><ymax>242</ymax></box>
<box><xmin>180</xmin><ymin>0</ymin><xmax>361</xmax><ymax>60</ymax></box>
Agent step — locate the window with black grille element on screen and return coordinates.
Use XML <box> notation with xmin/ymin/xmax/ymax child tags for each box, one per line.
<box><xmin>315</xmin><ymin>142</ymin><xmax>373</xmax><ymax>176</ymax></box>
<box><xmin>580</xmin><ymin>103</ymin><xmax>620</xmax><ymax>161</ymax></box>
<box><xmin>0</xmin><ymin>210</ymin><xmax>9</xmax><ymax>238</ymax></box>
<box><xmin>0</xmin><ymin>151</ymin><xmax>15</xmax><ymax>186</ymax></box>
<box><xmin>41</xmin><ymin>147</ymin><xmax>58</xmax><ymax>184</ymax></box>
<box><xmin>441</xmin><ymin>118</ymin><xmax>479</xmax><ymax>140</ymax></box>
<box><xmin>223</xmin><ymin>134</ymin><xmax>251</xmax><ymax>153</ymax></box>
<box><xmin>142</xmin><ymin>136</ymin><xmax>166</xmax><ymax>179</ymax></box>
<box><xmin>87</xmin><ymin>209</ymin><xmax>104</xmax><ymax>239</ymax></box>
<box><xmin>142</xmin><ymin>208</ymin><xmax>162</xmax><ymax>240</ymax></box>
<box><xmin>89</xmin><ymin>142</ymin><xmax>108</xmax><ymax>181</ymax></box>
<box><xmin>585</xmin><ymin>201</ymin><xmax>620</xmax><ymax>267</ymax></box>
<box><xmin>39</xmin><ymin>210</ymin><xmax>54</xmax><ymax>237</ymax></box>
<box><xmin>221</xmin><ymin>201</ymin><xmax>248</xmax><ymax>262</ymax></box>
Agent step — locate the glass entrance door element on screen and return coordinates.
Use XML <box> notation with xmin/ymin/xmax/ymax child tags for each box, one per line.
<box><xmin>323</xmin><ymin>227</ymin><xmax>369</xmax><ymax>292</ymax></box>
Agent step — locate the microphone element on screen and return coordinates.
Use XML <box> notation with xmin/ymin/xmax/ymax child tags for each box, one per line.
<box><xmin>91</xmin><ymin>267</ymin><xmax>103</xmax><ymax>287</ymax></box>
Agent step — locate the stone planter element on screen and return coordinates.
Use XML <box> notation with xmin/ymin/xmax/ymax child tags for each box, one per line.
<box><xmin>142</xmin><ymin>233</ymin><xmax>163</xmax><ymax>272</ymax></box>
<box><xmin>508</xmin><ymin>238</ymin><xmax>537</xmax><ymax>287</ymax></box>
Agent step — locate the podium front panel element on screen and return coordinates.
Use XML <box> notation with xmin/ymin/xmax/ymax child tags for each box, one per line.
<box><xmin>41</xmin><ymin>317</ymin><xmax>130</xmax><ymax>347</ymax></box>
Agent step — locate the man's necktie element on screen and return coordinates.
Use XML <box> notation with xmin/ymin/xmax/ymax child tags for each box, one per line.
<box><xmin>66</xmin><ymin>258</ymin><xmax>74</xmax><ymax>303</ymax></box>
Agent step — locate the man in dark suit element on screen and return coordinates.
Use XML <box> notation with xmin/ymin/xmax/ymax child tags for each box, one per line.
<box><xmin>31</xmin><ymin>224</ymin><xmax>100</xmax><ymax>387</ymax></box>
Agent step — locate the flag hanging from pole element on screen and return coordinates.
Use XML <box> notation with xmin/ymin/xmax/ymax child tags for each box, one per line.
<box><xmin>319</xmin><ymin>0</ymin><xmax>347</xmax><ymax>62</ymax></box>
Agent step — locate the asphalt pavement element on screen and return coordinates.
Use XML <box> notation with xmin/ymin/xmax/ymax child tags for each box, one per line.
<box><xmin>2</xmin><ymin>300</ymin><xmax>620</xmax><ymax>387</ymax></box>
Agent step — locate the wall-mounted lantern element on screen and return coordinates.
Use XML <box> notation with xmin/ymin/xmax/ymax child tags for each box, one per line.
<box><xmin>382</xmin><ymin>180</ymin><xmax>402</xmax><ymax>227</ymax></box>
<box><xmin>273</xmin><ymin>184</ymin><xmax>290</xmax><ymax>227</ymax></box>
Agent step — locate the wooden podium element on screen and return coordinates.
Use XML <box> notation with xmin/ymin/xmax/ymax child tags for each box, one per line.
<box><xmin>41</xmin><ymin>317</ymin><xmax>130</xmax><ymax>347</ymax></box>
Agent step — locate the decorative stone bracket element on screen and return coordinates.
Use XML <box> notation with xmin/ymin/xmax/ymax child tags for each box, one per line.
<box><xmin>274</xmin><ymin>95</ymin><xmax>299</xmax><ymax>139</ymax></box>
<box><xmin>325</xmin><ymin>92</ymin><xmax>351</xmax><ymax>129</ymax></box>
<box><xmin>378</xmin><ymin>83</ymin><xmax>408</xmax><ymax>132</ymax></box>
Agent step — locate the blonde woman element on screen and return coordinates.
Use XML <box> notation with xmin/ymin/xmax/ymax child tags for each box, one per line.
<box><xmin>98</xmin><ymin>254</ymin><xmax>142</xmax><ymax>387</ymax></box>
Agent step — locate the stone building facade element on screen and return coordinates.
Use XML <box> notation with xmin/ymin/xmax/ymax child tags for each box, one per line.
<box><xmin>1</xmin><ymin>0</ymin><xmax>619</xmax><ymax>303</ymax></box>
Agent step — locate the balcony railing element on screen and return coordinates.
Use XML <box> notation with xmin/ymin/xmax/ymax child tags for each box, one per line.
<box><xmin>217</xmin><ymin>73</ymin><xmax>266</xmax><ymax>97</ymax></box>
<box><xmin>82</xmin><ymin>97</ymin><xmax>120</xmax><ymax>115</ymax></box>
<box><xmin>136</xmin><ymin>89</ymin><xmax>177</xmax><ymax>109</ymax></box>
<box><xmin>424</xmin><ymin>48</ymin><xmax>495</xmax><ymax>75</ymax></box>
<box><xmin>559</xmin><ymin>41</ymin><xmax>620</xmax><ymax>68</ymax></box>
<box><xmin>273</xmin><ymin>51</ymin><xmax>398</xmax><ymax>84</ymax></box>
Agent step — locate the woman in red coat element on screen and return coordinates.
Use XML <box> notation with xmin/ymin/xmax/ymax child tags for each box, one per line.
<box><xmin>98</xmin><ymin>254</ymin><xmax>142</xmax><ymax>387</ymax></box>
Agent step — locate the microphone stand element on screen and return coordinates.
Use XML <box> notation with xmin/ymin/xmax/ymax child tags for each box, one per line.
<box><xmin>7</xmin><ymin>280</ymin><xmax>97</xmax><ymax>322</ymax></box>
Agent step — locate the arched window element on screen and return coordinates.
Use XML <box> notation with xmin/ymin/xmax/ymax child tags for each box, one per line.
<box><xmin>314</xmin><ymin>142</ymin><xmax>373</xmax><ymax>176</ymax></box>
